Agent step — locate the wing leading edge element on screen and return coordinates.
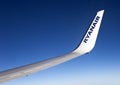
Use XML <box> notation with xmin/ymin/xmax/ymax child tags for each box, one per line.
<box><xmin>0</xmin><ymin>10</ymin><xmax>104</xmax><ymax>83</ymax></box>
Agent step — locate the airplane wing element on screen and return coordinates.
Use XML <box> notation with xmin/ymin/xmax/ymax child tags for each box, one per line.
<box><xmin>0</xmin><ymin>10</ymin><xmax>104</xmax><ymax>83</ymax></box>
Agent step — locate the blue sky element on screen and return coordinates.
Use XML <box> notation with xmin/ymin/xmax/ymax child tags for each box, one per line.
<box><xmin>0</xmin><ymin>0</ymin><xmax>120</xmax><ymax>85</ymax></box>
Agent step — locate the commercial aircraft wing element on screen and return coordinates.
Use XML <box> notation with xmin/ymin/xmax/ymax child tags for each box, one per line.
<box><xmin>0</xmin><ymin>10</ymin><xmax>104</xmax><ymax>83</ymax></box>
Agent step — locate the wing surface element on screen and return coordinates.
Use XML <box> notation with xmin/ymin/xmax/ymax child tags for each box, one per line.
<box><xmin>0</xmin><ymin>10</ymin><xmax>104</xmax><ymax>83</ymax></box>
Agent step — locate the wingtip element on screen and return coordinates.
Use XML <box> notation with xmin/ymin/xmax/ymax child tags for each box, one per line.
<box><xmin>74</xmin><ymin>10</ymin><xmax>104</xmax><ymax>54</ymax></box>
<box><xmin>97</xmin><ymin>10</ymin><xmax>104</xmax><ymax>13</ymax></box>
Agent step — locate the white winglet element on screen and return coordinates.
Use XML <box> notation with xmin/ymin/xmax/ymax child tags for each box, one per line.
<box><xmin>0</xmin><ymin>10</ymin><xmax>104</xmax><ymax>83</ymax></box>
<box><xmin>74</xmin><ymin>10</ymin><xmax>104</xmax><ymax>54</ymax></box>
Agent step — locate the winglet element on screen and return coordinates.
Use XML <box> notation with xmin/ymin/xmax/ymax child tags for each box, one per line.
<box><xmin>74</xmin><ymin>10</ymin><xmax>104</xmax><ymax>54</ymax></box>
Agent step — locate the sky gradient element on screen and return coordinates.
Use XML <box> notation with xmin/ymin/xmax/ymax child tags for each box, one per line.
<box><xmin>0</xmin><ymin>0</ymin><xmax>120</xmax><ymax>85</ymax></box>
